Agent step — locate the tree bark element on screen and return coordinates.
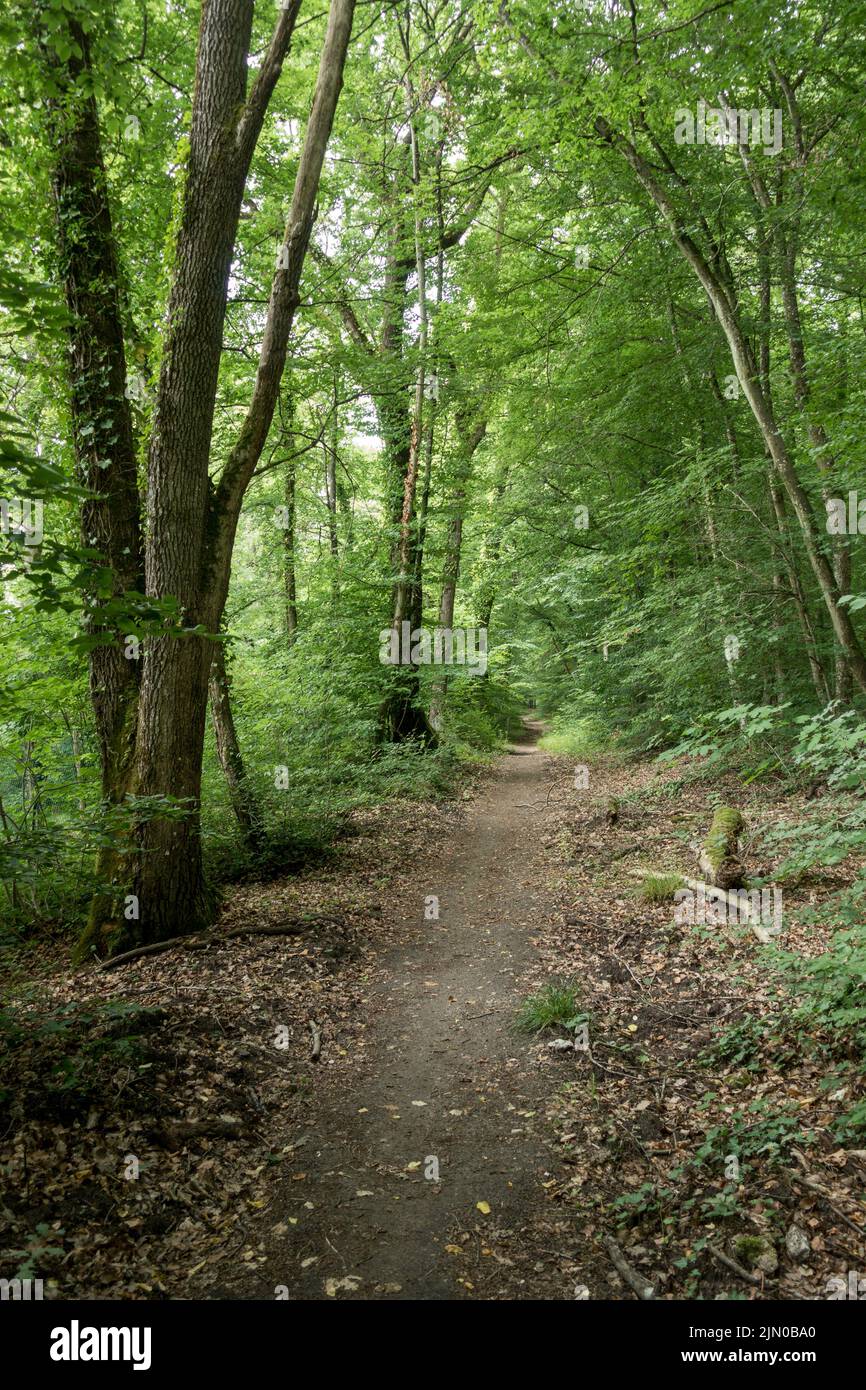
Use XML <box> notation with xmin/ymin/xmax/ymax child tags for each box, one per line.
<box><xmin>44</xmin><ymin>16</ymin><xmax>145</xmax><ymax>957</ymax></box>
<box><xmin>208</xmin><ymin>638</ymin><xmax>265</xmax><ymax>853</ymax></box>
<box><xmin>105</xmin><ymin>0</ymin><xmax>353</xmax><ymax>954</ymax></box>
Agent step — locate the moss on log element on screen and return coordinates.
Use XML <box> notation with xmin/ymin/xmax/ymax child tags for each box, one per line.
<box><xmin>699</xmin><ymin>806</ymin><xmax>745</xmax><ymax>889</ymax></box>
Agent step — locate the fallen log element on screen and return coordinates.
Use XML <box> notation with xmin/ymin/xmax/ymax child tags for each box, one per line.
<box><xmin>681</xmin><ymin>876</ymin><xmax>775</xmax><ymax>944</ymax></box>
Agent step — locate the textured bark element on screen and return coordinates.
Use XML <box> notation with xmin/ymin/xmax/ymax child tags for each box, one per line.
<box><xmin>110</xmin><ymin>0</ymin><xmax>353</xmax><ymax>953</ymax></box>
<box><xmin>45</xmin><ymin>18</ymin><xmax>145</xmax><ymax>957</ymax></box>
<box><xmin>129</xmin><ymin>0</ymin><xmax>268</xmax><ymax>948</ymax></box>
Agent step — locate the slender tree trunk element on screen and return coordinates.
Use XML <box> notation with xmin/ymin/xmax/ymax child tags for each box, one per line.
<box><xmin>283</xmin><ymin>456</ymin><xmax>299</xmax><ymax>640</ymax></box>
<box><xmin>722</xmin><ymin>96</ymin><xmax>852</xmax><ymax>701</ymax></box>
<box><xmin>325</xmin><ymin>375</ymin><xmax>339</xmax><ymax>564</ymax></box>
<box><xmin>379</xmin><ymin>28</ymin><xmax>436</xmax><ymax>744</ymax></box>
<box><xmin>597</xmin><ymin>117</ymin><xmax>866</xmax><ymax>695</ymax></box>
<box><xmin>208</xmin><ymin>638</ymin><xmax>265</xmax><ymax>853</ymax></box>
<box><xmin>409</xmin><ymin>151</ymin><xmax>445</xmax><ymax>632</ymax></box>
<box><xmin>429</xmin><ymin>413</ymin><xmax>487</xmax><ymax>731</ymax></box>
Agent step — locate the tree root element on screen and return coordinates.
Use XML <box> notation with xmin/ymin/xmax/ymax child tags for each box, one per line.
<box><xmin>97</xmin><ymin>918</ymin><xmax>341</xmax><ymax>972</ymax></box>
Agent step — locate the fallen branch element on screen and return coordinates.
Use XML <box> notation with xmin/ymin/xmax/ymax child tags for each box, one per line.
<box><xmin>602</xmin><ymin>1234</ymin><xmax>655</xmax><ymax>1299</ymax></box>
<box><xmin>788</xmin><ymin>1172</ymin><xmax>866</xmax><ymax>1238</ymax></box>
<box><xmin>681</xmin><ymin>876</ymin><xmax>774</xmax><ymax>944</ymax></box>
<box><xmin>708</xmin><ymin>1243</ymin><xmax>762</xmax><ymax>1286</ymax></box>
<box><xmin>98</xmin><ymin>920</ymin><xmax>317</xmax><ymax>972</ymax></box>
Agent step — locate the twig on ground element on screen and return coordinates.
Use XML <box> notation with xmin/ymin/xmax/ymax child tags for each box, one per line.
<box><xmin>708</xmin><ymin>1243</ymin><xmax>762</xmax><ymax>1286</ymax></box>
<box><xmin>602</xmin><ymin>1234</ymin><xmax>655</xmax><ymax>1299</ymax></box>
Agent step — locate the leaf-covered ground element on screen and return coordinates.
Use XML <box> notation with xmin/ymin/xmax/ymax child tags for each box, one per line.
<box><xmin>1</xmin><ymin>725</ymin><xmax>864</xmax><ymax>1299</ymax></box>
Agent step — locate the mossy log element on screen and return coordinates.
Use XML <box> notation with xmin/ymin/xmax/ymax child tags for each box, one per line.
<box><xmin>698</xmin><ymin>806</ymin><xmax>745</xmax><ymax>889</ymax></box>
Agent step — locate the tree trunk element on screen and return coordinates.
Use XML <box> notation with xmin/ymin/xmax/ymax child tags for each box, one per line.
<box><xmin>379</xmin><ymin>37</ymin><xmax>436</xmax><ymax>745</ymax></box>
<box><xmin>429</xmin><ymin>413</ymin><xmax>487</xmax><ymax>731</ymax></box>
<box><xmin>597</xmin><ymin>117</ymin><xmax>866</xmax><ymax>696</ymax></box>
<box><xmin>283</xmin><ymin>456</ymin><xmax>299</xmax><ymax>640</ymax></box>
<box><xmin>107</xmin><ymin>0</ymin><xmax>353</xmax><ymax>953</ymax></box>
<box><xmin>208</xmin><ymin>638</ymin><xmax>265</xmax><ymax>854</ymax></box>
<box><xmin>44</xmin><ymin>17</ymin><xmax>145</xmax><ymax>958</ymax></box>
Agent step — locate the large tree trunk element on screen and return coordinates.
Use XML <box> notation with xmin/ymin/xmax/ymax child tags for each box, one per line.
<box><xmin>44</xmin><ymin>17</ymin><xmax>145</xmax><ymax>958</ymax></box>
<box><xmin>105</xmin><ymin>0</ymin><xmax>353</xmax><ymax>954</ymax></box>
<box><xmin>128</xmin><ymin>0</ymin><xmax>270</xmax><ymax>947</ymax></box>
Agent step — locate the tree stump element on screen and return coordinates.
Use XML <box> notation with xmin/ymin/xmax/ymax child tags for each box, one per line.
<box><xmin>699</xmin><ymin>807</ymin><xmax>745</xmax><ymax>889</ymax></box>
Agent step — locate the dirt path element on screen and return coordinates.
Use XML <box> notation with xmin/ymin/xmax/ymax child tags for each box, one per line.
<box><xmin>234</xmin><ymin>719</ymin><xmax>575</xmax><ymax>1300</ymax></box>
<box><xmin>6</xmin><ymin>725</ymin><xmax>862</xmax><ymax>1302</ymax></box>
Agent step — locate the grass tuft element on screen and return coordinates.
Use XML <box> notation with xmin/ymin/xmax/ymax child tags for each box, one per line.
<box><xmin>516</xmin><ymin>980</ymin><xmax>581</xmax><ymax>1033</ymax></box>
<box><xmin>639</xmin><ymin>872</ymin><xmax>684</xmax><ymax>903</ymax></box>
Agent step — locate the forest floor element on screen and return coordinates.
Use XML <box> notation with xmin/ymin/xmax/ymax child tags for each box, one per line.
<box><xmin>2</xmin><ymin>719</ymin><xmax>865</xmax><ymax>1300</ymax></box>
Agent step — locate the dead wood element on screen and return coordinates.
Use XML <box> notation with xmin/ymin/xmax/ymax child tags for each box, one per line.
<box><xmin>602</xmin><ymin>1234</ymin><xmax>656</xmax><ymax>1299</ymax></box>
<box><xmin>98</xmin><ymin>920</ymin><xmax>327</xmax><ymax>972</ymax></box>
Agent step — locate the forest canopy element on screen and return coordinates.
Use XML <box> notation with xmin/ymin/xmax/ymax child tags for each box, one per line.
<box><xmin>2</xmin><ymin>0</ymin><xmax>866</xmax><ymax>1321</ymax></box>
<box><xmin>3</xmin><ymin>0</ymin><xmax>864</xmax><ymax>952</ymax></box>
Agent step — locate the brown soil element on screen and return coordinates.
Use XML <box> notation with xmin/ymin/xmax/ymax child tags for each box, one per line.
<box><xmin>219</xmin><ymin>718</ymin><xmax>578</xmax><ymax>1300</ymax></box>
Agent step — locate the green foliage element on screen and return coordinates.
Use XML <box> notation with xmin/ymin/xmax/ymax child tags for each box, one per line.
<box><xmin>639</xmin><ymin>872</ymin><xmax>684</xmax><ymax>903</ymax></box>
<box><xmin>0</xmin><ymin>998</ymin><xmax>162</xmax><ymax>1119</ymax></box>
<box><xmin>515</xmin><ymin>980</ymin><xmax>583</xmax><ymax>1033</ymax></box>
<box><xmin>538</xmin><ymin>715</ymin><xmax>625</xmax><ymax>763</ymax></box>
<box><xmin>1</xmin><ymin>0</ymin><xmax>866</xmax><ymax>968</ymax></box>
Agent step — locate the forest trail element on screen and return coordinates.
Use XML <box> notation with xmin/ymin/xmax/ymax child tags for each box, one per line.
<box><xmin>233</xmin><ymin>718</ymin><xmax>574</xmax><ymax>1300</ymax></box>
